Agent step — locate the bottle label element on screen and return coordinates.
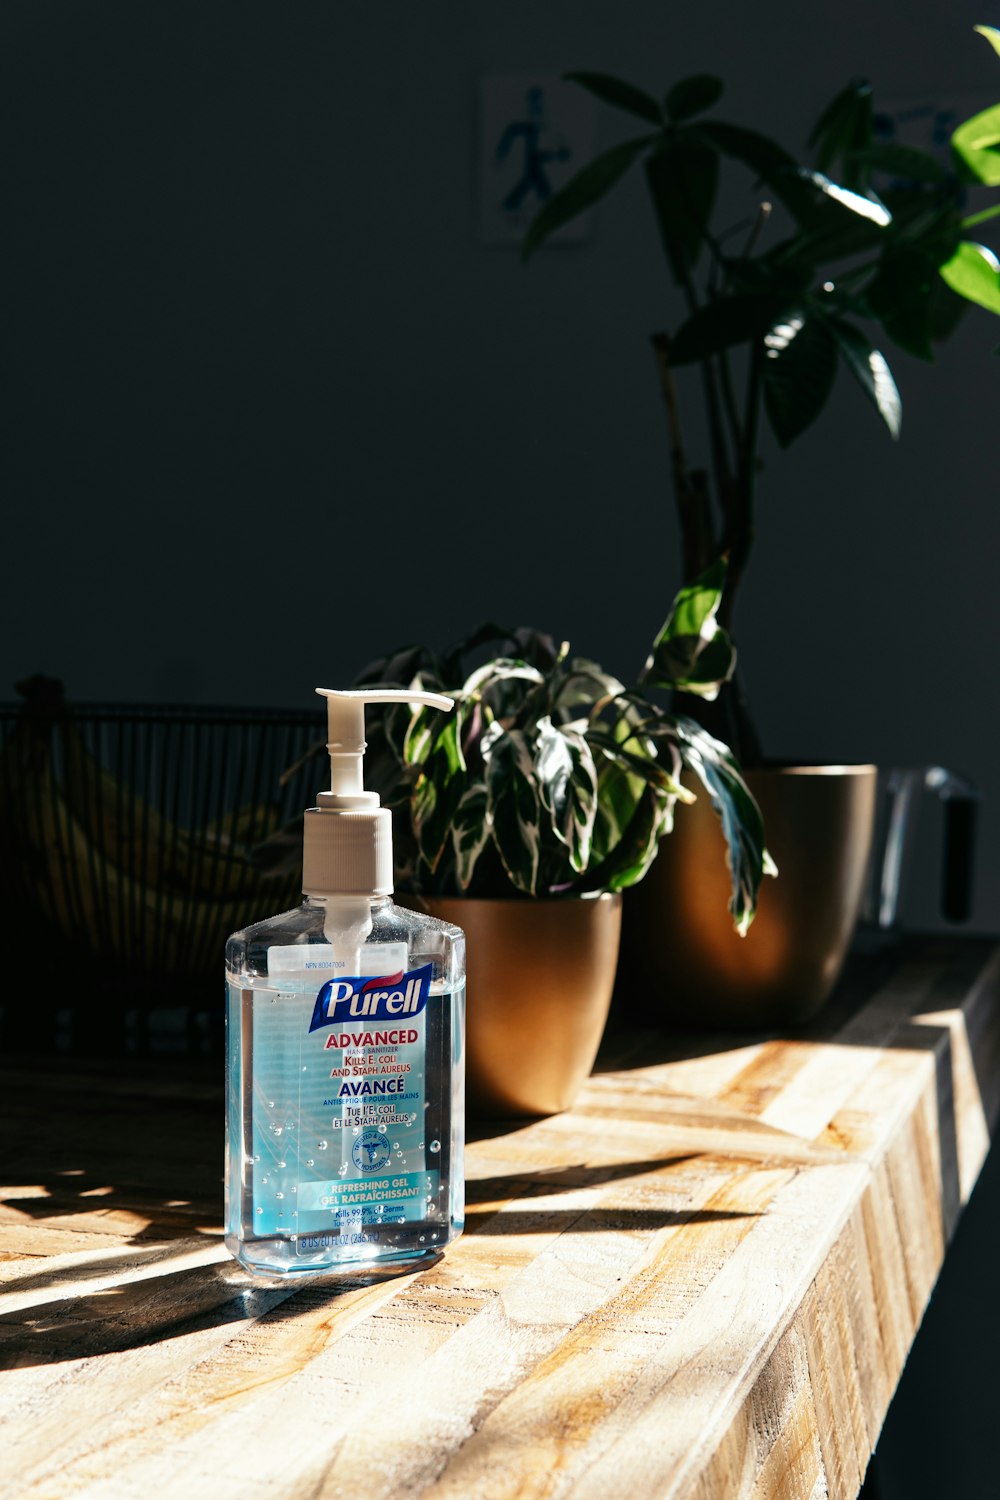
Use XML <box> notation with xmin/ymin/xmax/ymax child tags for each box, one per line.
<box><xmin>307</xmin><ymin>963</ymin><xmax>432</xmax><ymax>1032</ymax></box>
<box><xmin>247</xmin><ymin>948</ymin><xmax>440</xmax><ymax>1252</ymax></box>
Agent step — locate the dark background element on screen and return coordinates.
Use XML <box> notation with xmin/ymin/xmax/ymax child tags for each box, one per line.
<box><xmin>3</xmin><ymin>5</ymin><xmax>1000</xmax><ymax>1492</ymax></box>
<box><xmin>4</xmin><ymin>0</ymin><xmax>1000</xmax><ymax>930</ymax></box>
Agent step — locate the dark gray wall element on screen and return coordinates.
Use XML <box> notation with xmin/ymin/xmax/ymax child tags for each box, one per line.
<box><xmin>4</xmin><ymin>0</ymin><xmax>999</xmax><ymax>928</ymax></box>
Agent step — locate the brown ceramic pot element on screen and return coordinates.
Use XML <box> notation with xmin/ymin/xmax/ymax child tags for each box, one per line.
<box><xmin>621</xmin><ymin>765</ymin><xmax>877</xmax><ymax>1028</ymax></box>
<box><xmin>402</xmin><ymin>893</ymin><xmax>622</xmax><ymax>1118</ymax></box>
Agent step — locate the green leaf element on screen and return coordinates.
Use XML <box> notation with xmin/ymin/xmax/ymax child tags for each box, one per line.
<box><xmin>534</xmin><ymin>714</ymin><xmax>574</xmax><ymax>810</ymax></box>
<box><xmin>462</xmin><ymin>660</ymin><xmax>544</xmax><ymax>726</ymax></box>
<box><xmin>586</xmin><ymin>729</ymin><xmax>688</xmax><ymax>794</ymax></box>
<box><xmin>601</xmin><ymin>782</ymin><xmax>675</xmax><ymax>893</ymax></box>
<box><xmin>656</xmin><ymin>556</ymin><xmax>725</xmax><ymax>637</ymax></box>
<box><xmin>410</xmin><ymin>711</ymin><xmax>470</xmax><ymax>873</ymax></box>
<box><xmin>644</xmin><ymin>140</ymin><xmax>719</xmax><ymax>278</ymax></box>
<box><xmin>673</xmin><ymin>718</ymin><xmax>772</xmax><ymax>933</ymax></box>
<box><xmin>463</xmin><ymin>661</ymin><xmax>544</xmax><ymax>696</ymax></box>
<box><xmin>697</xmin><ymin>121</ymin><xmax>890</xmax><ymax>230</ymax></box>
<box><xmin>521</xmin><ymin>134</ymin><xmax>657</xmax><ymax>260</ymax></box>
<box><xmin>404</xmin><ymin>702</ymin><xmax>465</xmax><ymax>772</ymax></box>
<box><xmin>665</xmin><ymin>631</ymin><xmax>737</xmax><ymax>699</ymax></box>
<box><xmin>451</xmin><ymin>782</ymin><xmax>491</xmax><ymax>891</ymax></box>
<box><xmin>727</xmin><ymin>256</ymin><xmax>814</xmax><ymax>298</ymax></box>
<box><xmin>482</xmin><ymin>724</ymin><xmax>541</xmax><ymax>895</ymax></box>
<box><xmin>938</xmin><ymin>240</ymin><xmax>1000</xmax><ymax>316</ymax></box>
<box><xmin>854</xmin><ymin>141</ymin><xmax>948</xmax><ymax>184</ymax></box>
<box><xmin>795</xmin><ymin>169</ymin><xmax>891</xmax><ymax>227</ymax></box>
<box><xmin>438</xmin><ymin>712</ymin><xmax>466</xmax><ymax>775</ymax></box>
<box><xmin>808</xmin><ymin>78</ymin><xmax>873</xmax><ymax>188</ymax></box>
<box><xmin>665</xmin><ymin>74</ymin><xmax>723</xmax><ymax>122</ymax></box>
<box><xmin>353</xmin><ymin>643</ymin><xmax>440</xmax><ymax>691</ymax></box>
<box><xmin>641</xmin><ymin>559</ymin><xmax>737</xmax><ymax>699</ymax></box>
<box><xmin>698</xmin><ymin>120</ymin><xmax>798</xmax><ymax>184</ymax></box>
<box><xmin>952</xmin><ymin>102</ymin><xmax>1000</xmax><ymax>185</ymax></box>
<box><xmin>769</xmin><ymin>210</ymin><xmax>886</xmax><ymax>268</ymax></box>
<box><xmin>762</xmin><ymin>310</ymin><xmax>838</xmax><ymax>446</ymax></box>
<box><xmin>403</xmin><ymin>713</ymin><xmax>436</xmax><ymax>768</ymax></box>
<box><xmin>565</xmin><ymin>71</ymin><xmax>663</xmax><ymax>125</ymax></box>
<box><xmin>668</xmin><ymin>294</ymin><xmax>786</xmax><ymax>364</ymax></box>
<box><xmin>534</xmin><ymin>716</ymin><xmax>599</xmax><ymax>873</ymax></box>
<box><xmin>880</xmin><ymin>189</ymin><xmax>960</xmax><ymax>243</ymax></box>
<box><xmin>441</xmin><ymin>622</ymin><xmax>559</xmax><ymax>682</ymax></box>
<box><xmin>550</xmin><ymin>660</ymin><xmax>626</xmax><ymax>718</ymax></box>
<box><xmin>865</xmin><ymin>248</ymin><xmax>937</xmax><ymax>361</ymax></box>
<box><xmin>974</xmin><ymin>24</ymin><xmax>1000</xmax><ymax>60</ymax></box>
<box><xmin>827</xmin><ymin>318</ymin><xmax>902</xmax><ymax>438</ymax></box>
<box><xmin>587</xmin><ymin>751</ymin><xmax>644</xmax><ymax>869</ymax></box>
<box><xmin>927</xmin><ymin>277</ymin><xmax>969</xmax><ymax>342</ymax></box>
<box><xmin>411</xmin><ymin>771</ymin><xmax>444</xmax><ymax>871</ymax></box>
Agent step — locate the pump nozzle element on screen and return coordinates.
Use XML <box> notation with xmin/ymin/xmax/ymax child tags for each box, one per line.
<box><xmin>315</xmin><ymin>688</ymin><xmax>454</xmax><ymax>805</ymax></box>
<box><xmin>302</xmin><ymin>688</ymin><xmax>455</xmax><ymax>905</ymax></box>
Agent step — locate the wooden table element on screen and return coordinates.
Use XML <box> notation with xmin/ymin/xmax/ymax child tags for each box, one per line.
<box><xmin>2</xmin><ymin>937</ymin><xmax>998</xmax><ymax>1500</ymax></box>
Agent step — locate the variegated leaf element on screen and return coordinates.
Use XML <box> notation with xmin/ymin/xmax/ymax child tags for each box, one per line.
<box><xmin>451</xmin><ymin>782</ymin><xmax>491</xmax><ymax>891</ymax></box>
<box><xmin>551</xmin><ymin>660</ymin><xmax>626</xmax><ymax>717</ymax></box>
<box><xmin>403</xmin><ymin>707</ymin><xmax>437</xmax><ymax>768</ymax></box>
<box><xmin>410</xmin><ymin>761</ymin><xmax>440</xmax><ymax>863</ymax></box>
<box><xmin>586</xmin><ymin>727</ymin><xmax>691</xmax><ymax>799</ymax></box>
<box><xmin>410</xmin><ymin>710</ymin><xmax>468</xmax><ymax>873</ymax></box>
<box><xmin>605</xmin><ymin>783</ymin><xmax>676</xmax><ymax>892</ymax></box>
<box><xmin>673</xmin><ymin>716</ymin><xmax>774</xmax><ymax>933</ymax></box>
<box><xmin>640</xmin><ymin>558</ymin><xmax>737</xmax><ymax>698</ymax></box>
<box><xmin>588</xmin><ymin>750</ymin><xmax>644</xmax><ymax>869</ymax></box>
<box><xmin>534</xmin><ymin>716</ymin><xmax>599</xmax><ymax>873</ymax></box>
<box><xmin>482</xmin><ymin>725</ymin><xmax>541</xmax><ymax>895</ymax></box>
<box><xmin>462</xmin><ymin>659</ymin><xmax>544</xmax><ymax>699</ymax></box>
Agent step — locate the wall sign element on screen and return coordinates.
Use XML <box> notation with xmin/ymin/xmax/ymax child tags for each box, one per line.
<box><xmin>479</xmin><ymin>75</ymin><xmax>595</xmax><ymax>246</ymax></box>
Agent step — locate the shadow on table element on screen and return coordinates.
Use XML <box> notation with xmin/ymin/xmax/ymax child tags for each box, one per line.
<box><xmin>464</xmin><ymin>1155</ymin><xmax>703</xmax><ymax>1195</ymax></box>
<box><xmin>464</xmin><ymin>1154</ymin><xmax>758</xmax><ymax>1234</ymax></box>
<box><xmin>1</xmin><ymin>1261</ymin><xmax>255</xmax><ymax>1369</ymax></box>
<box><xmin>0</xmin><ymin>1251</ymin><xmax>434</xmax><ymax>1371</ymax></box>
<box><xmin>0</xmin><ymin>1161</ymin><xmax>220</xmax><ymax>1244</ymax></box>
<box><xmin>597</xmin><ymin>936</ymin><xmax>1000</xmax><ymax>1257</ymax></box>
<box><xmin>467</xmin><ymin>1204</ymin><xmax>757</xmax><ymax>1234</ymax></box>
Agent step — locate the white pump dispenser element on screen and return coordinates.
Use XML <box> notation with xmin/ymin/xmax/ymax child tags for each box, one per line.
<box><xmin>302</xmin><ymin>688</ymin><xmax>453</xmax><ymax>904</ymax></box>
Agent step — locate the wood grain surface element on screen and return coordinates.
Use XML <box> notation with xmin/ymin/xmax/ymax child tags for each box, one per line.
<box><xmin>1</xmin><ymin>938</ymin><xmax>997</xmax><ymax>1500</ymax></box>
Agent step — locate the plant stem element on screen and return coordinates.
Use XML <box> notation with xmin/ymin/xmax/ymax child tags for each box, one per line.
<box><xmin>673</xmin><ymin>670</ymin><xmax>763</xmax><ymax>768</ymax></box>
<box><xmin>962</xmin><ymin>201</ymin><xmax>1000</xmax><ymax>228</ymax></box>
<box><xmin>670</xmin><ymin>235</ymin><xmax>735</xmax><ymax>560</ymax></box>
<box><xmin>741</xmin><ymin>200</ymin><xmax>773</xmax><ymax>259</ymax></box>
<box><xmin>699</xmin><ymin>355</ymin><xmax>734</xmax><ymax>529</ymax></box>
<box><xmin>650</xmin><ymin>333</ymin><xmax>715</xmax><ymax>577</ymax></box>
<box><xmin>721</xmin><ymin>342</ymin><xmax>763</xmax><ymax>629</ymax></box>
<box><xmin>718</xmin><ymin>350</ymin><xmax>744</xmax><ymax>453</ymax></box>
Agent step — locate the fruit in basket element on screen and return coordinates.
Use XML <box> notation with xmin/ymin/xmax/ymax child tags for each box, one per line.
<box><xmin>0</xmin><ymin>677</ymin><xmax>301</xmax><ymax>973</ymax></box>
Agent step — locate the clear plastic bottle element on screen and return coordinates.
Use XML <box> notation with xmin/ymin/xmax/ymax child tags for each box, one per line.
<box><xmin>224</xmin><ymin>690</ymin><xmax>465</xmax><ymax>1278</ymax></box>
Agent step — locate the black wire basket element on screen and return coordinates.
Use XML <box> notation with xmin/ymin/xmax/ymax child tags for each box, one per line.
<box><xmin>0</xmin><ymin>685</ymin><xmax>324</xmax><ymax>1054</ymax></box>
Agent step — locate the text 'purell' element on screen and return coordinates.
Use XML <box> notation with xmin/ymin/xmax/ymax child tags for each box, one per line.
<box><xmin>308</xmin><ymin>964</ymin><xmax>433</xmax><ymax>1033</ymax></box>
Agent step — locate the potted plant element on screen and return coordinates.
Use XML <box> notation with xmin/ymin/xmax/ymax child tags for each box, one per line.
<box><xmin>521</xmin><ymin>31</ymin><xmax>1000</xmax><ymax>1022</ymax></box>
<box><xmin>355</xmin><ymin>590</ymin><xmax>769</xmax><ymax>1113</ymax></box>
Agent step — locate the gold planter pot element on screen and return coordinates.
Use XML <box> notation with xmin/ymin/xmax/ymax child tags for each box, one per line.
<box><xmin>404</xmin><ymin>893</ymin><xmax>622</xmax><ymax>1118</ymax></box>
<box><xmin>621</xmin><ymin>765</ymin><xmax>877</xmax><ymax>1028</ymax></box>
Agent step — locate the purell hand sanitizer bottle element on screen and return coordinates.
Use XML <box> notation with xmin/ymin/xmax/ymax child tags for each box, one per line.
<box><xmin>225</xmin><ymin>689</ymin><xmax>465</xmax><ymax>1278</ymax></box>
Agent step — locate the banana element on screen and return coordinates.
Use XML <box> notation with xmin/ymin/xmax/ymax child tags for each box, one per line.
<box><xmin>57</xmin><ymin>716</ymin><xmax>292</xmax><ymax>903</ymax></box>
<box><xmin>1</xmin><ymin>684</ymin><xmax>301</xmax><ymax>971</ymax></box>
<box><xmin>7</xmin><ymin>750</ymin><xmax>298</xmax><ymax>975</ymax></box>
